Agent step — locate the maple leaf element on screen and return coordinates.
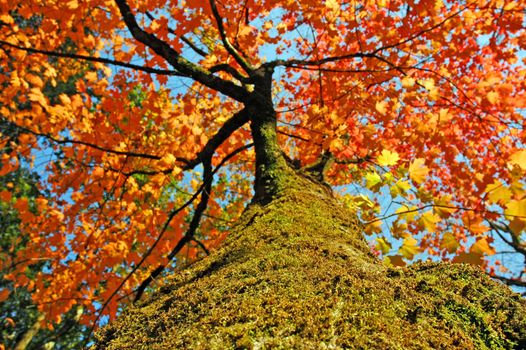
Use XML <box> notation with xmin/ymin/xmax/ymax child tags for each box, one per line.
<box><xmin>485</xmin><ymin>180</ymin><xmax>512</xmax><ymax>205</ymax></box>
<box><xmin>375</xmin><ymin>101</ymin><xmax>388</xmax><ymax>115</ymax></box>
<box><xmin>505</xmin><ymin>199</ymin><xmax>526</xmax><ymax>219</ymax></box>
<box><xmin>418</xmin><ymin>211</ymin><xmax>441</xmax><ymax>232</ymax></box>
<box><xmin>486</xmin><ymin>91</ymin><xmax>499</xmax><ymax>105</ymax></box>
<box><xmin>433</xmin><ymin>196</ymin><xmax>457</xmax><ymax>218</ymax></box>
<box><xmin>376</xmin><ymin>237</ymin><xmax>391</xmax><ymax>255</ymax></box>
<box><xmin>509</xmin><ymin>150</ymin><xmax>526</xmax><ymax>170</ymax></box>
<box><xmin>390</xmin><ymin>179</ymin><xmax>411</xmax><ymax>197</ymax></box>
<box><xmin>377</xmin><ymin>150</ymin><xmax>400</xmax><ymax>167</ymax></box>
<box><xmin>470</xmin><ymin>237</ymin><xmax>495</xmax><ymax>256</ymax></box>
<box><xmin>408</xmin><ymin>158</ymin><xmax>429</xmax><ymax>184</ymax></box>
<box><xmin>440</xmin><ymin>233</ymin><xmax>459</xmax><ymax>254</ymax></box>
<box><xmin>398</xmin><ymin>236</ymin><xmax>421</xmax><ymax>259</ymax></box>
<box><xmin>452</xmin><ymin>252</ymin><xmax>483</xmax><ymax>266</ymax></box>
<box><xmin>365</xmin><ymin>171</ymin><xmax>382</xmax><ymax>192</ymax></box>
<box><xmin>384</xmin><ymin>255</ymin><xmax>406</xmax><ymax>267</ymax></box>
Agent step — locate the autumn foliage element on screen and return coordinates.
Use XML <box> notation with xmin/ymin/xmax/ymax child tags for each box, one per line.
<box><xmin>0</xmin><ymin>0</ymin><xmax>525</xmax><ymax>335</ymax></box>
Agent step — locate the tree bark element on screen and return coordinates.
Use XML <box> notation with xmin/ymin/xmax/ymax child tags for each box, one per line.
<box><xmin>94</xmin><ymin>169</ymin><xmax>526</xmax><ymax>349</ymax></box>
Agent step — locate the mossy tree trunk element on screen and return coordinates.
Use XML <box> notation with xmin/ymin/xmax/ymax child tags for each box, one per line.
<box><xmin>95</xmin><ymin>72</ymin><xmax>526</xmax><ymax>350</ymax></box>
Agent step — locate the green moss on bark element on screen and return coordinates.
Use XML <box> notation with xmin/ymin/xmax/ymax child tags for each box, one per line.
<box><xmin>95</xmin><ymin>172</ymin><xmax>526</xmax><ymax>350</ymax></box>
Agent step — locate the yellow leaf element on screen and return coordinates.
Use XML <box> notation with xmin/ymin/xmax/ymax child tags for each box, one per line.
<box><xmin>345</xmin><ymin>194</ymin><xmax>375</xmax><ymax>210</ymax></box>
<box><xmin>326</xmin><ymin>0</ymin><xmax>340</xmax><ymax>11</ymax></box>
<box><xmin>159</xmin><ymin>154</ymin><xmax>176</xmax><ymax>168</ymax></box>
<box><xmin>440</xmin><ymin>233</ymin><xmax>459</xmax><ymax>253</ymax></box>
<box><xmin>422</xmin><ymin>79</ymin><xmax>439</xmax><ymax>100</ymax></box>
<box><xmin>409</xmin><ymin>158</ymin><xmax>429</xmax><ymax>184</ymax></box>
<box><xmin>422</xmin><ymin>78</ymin><xmax>435</xmax><ymax>91</ymax></box>
<box><xmin>66</xmin><ymin>0</ymin><xmax>79</xmax><ymax>9</ymax></box>
<box><xmin>418</xmin><ymin>211</ymin><xmax>441</xmax><ymax>232</ymax></box>
<box><xmin>470</xmin><ymin>237</ymin><xmax>495</xmax><ymax>256</ymax></box>
<box><xmin>395</xmin><ymin>205</ymin><xmax>418</xmax><ymax>222</ymax></box>
<box><xmin>433</xmin><ymin>195</ymin><xmax>457</xmax><ymax>218</ymax></box>
<box><xmin>0</xmin><ymin>14</ymin><xmax>14</xmax><ymax>25</ymax></box>
<box><xmin>377</xmin><ymin>149</ymin><xmax>400</xmax><ymax>167</ymax></box>
<box><xmin>390</xmin><ymin>179</ymin><xmax>411</xmax><ymax>197</ymax></box>
<box><xmin>391</xmin><ymin>221</ymin><xmax>408</xmax><ymax>239</ymax></box>
<box><xmin>438</xmin><ymin>108</ymin><xmax>452</xmax><ymax>124</ymax></box>
<box><xmin>375</xmin><ymin>100</ymin><xmax>388</xmax><ymax>115</ymax></box>
<box><xmin>486</xmin><ymin>91</ymin><xmax>499</xmax><ymax>104</ymax></box>
<box><xmin>485</xmin><ymin>180</ymin><xmax>512</xmax><ymax>204</ymax></box>
<box><xmin>505</xmin><ymin>198</ymin><xmax>526</xmax><ymax>219</ymax></box>
<box><xmin>376</xmin><ymin>237</ymin><xmax>391</xmax><ymax>255</ymax></box>
<box><xmin>401</xmin><ymin>76</ymin><xmax>415</xmax><ymax>88</ymax></box>
<box><xmin>364</xmin><ymin>220</ymin><xmax>382</xmax><ymax>235</ymax></box>
<box><xmin>510</xmin><ymin>181</ymin><xmax>524</xmax><ymax>195</ymax></box>
<box><xmin>509</xmin><ymin>150</ymin><xmax>526</xmax><ymax>170</ymax></box>
<box><xmin>398</xmin><ymin>236</ymin><xmax>421</xmax><ymax>260</ymax></box>
<box><xmin>377</xmin><ymin>0</ymin><xmax>387</xmax><ymax>7</ymax></box>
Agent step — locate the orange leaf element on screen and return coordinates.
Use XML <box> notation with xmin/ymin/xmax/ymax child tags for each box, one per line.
<box><xmin>470</xmin><ymin>237</ymin><xmax>495</xmax><ymax>256</ymax></box>
<box><xmin>452</xmin><ymin>252</ymin><xmax>483</xmax><ymax>266</ymax></box>
<box><xmin>0</xmin><ymin>289</ymin><xmax>10</xmax><ymax>303</ymax></box>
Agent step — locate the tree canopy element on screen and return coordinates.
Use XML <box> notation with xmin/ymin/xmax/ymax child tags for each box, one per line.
<box><xmin>0</xmin><ymin>0</ymin><xmax>525</xmax><ymax>338</ymax></box>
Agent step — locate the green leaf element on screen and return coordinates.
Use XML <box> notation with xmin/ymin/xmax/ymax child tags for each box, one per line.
<box><xmin>376</xmin><ymin>237</ymin><xmax>391</xmax><ymax>255</ymax></box>
<box><xmin>365</xmin><ymin>171</ymin><xmax>382</xmax><ymax>192</ymax></box>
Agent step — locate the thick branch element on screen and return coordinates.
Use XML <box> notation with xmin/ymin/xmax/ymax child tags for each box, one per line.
<box><xmin>184</xmin><ymin>108</ymin><xmax>251</xmax><ymax>169</ymax></box>
<box><xmin>90</xmin><ymin>142</ymin><xmax>253</xmax><ymax>337</ymax></box>
<box><xmin>134</xmin><ymin>143</ymin><xmax>252</xmax><ymax>301</ymax></box>
<box><xmin>114</xmin><ymin>0</ymin><xmax>250</xmax><ymax>102</ymax></box>
<box><xmin>489</xmin><ymin>221</ymin><xmax>526</xmax><ymax>256</ymax></box>
<box><xmin>492</xmin><ymin>275</ymin><xmax>526</xmax><ymax>288</ymax></box>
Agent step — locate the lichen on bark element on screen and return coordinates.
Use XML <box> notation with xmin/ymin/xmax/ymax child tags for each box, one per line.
<box><xmin>94</xmin><ymin>169</ymin><xmax>526</xmax><ymax>349</ymax></box>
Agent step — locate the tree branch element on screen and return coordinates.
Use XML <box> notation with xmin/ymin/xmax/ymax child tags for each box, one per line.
<box><xmin>267</xmin><ymin>4</ymin><xmax>468</xmax><ymax>71</ymax></box>
<box><xmin>489</xmin><ymin>221</ymin><xmax>526</xmax><ymax>256</ymax></box>
<box><xmin>133</xmin><ymin>143</ymin><xmax>252</xmax><ymax>301</ymax></box>
<box><xmin>208</xmin><ymin>0</ymin><xmax>254</xmax><ymax>74</ymax></box>
<box><xmin>89</xmin><ymin>142</ymin><xmax>253</xmax><ymax>340</ymax></box>
<box><xmin>0</xmin><ymin>40</ymin><xmax>184</xmax><ymax>76</ymax></box>
<box><xmin>492</xmin><ymin>275</ymin><xmax>526</xmax><ymax>288</ymax></box>
<box><xmin>0</xmin><ymin>117</ymin><xmax>164</xmax><ymax>161</ymax></box>
<box><xmin>144</xmin><ymin>11</ymin><xmax>209</xmax><ymax>58</ymax></box>
<box><xmin>114</xmin><ymin>0</ymin><xmax>250</xmax><ymax>102</ymax></box>
<box><xmin>183</xmin><ymin>108</ymin><xmax>251</xmax><ymax>169</ymax></box>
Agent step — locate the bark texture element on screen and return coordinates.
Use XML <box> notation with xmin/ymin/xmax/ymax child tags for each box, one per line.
<box><xmin>95</xmin><ymin>170</ymin><xmax>526</xmax><ymax>350</ymax></box>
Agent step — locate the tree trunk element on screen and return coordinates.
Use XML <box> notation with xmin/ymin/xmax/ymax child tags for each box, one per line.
<box><xmin>94</xmin><ymin>168</ymin><xmax>526</xmax><ymax>349</ymax></box>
